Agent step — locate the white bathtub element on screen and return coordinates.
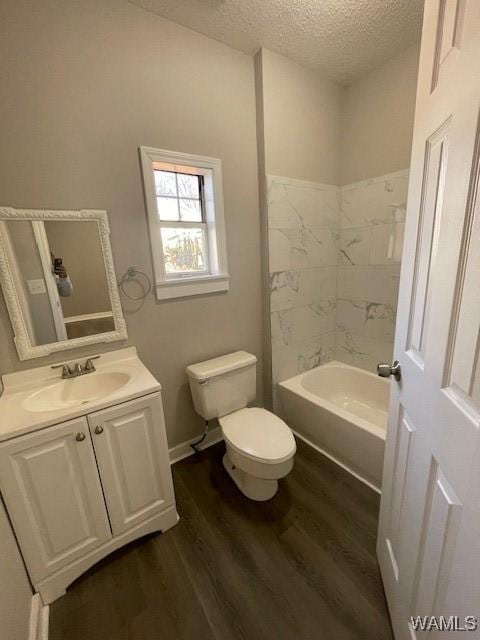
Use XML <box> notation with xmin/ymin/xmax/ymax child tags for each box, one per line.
<box><xmin>278</xmin><ymin>361</ymin><xmax>389</xmax><ymax>492</ymax></box>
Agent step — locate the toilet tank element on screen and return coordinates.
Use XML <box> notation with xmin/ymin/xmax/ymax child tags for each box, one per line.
<box><xmin>186</xmin><ymin>351</ymin><xmax>257</xmax><ymax>420</ymax></box>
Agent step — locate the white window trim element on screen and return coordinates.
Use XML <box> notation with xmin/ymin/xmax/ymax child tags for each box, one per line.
<box><xmin>139</xmin><ymin>146</ymin><xmax>229</xmax><ymax>300</ymax></box>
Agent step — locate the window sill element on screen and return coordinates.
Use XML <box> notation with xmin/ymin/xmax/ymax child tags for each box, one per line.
<box><xmin>155</xmin><ymin>273</ymin><xmax>229</xmax><ymax>300</ymax></box>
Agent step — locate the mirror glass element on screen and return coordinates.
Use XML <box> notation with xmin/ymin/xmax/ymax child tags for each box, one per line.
<box><xmin>0</xmin><ymin>218</ymin><xmax>121</xmax><ymax>349</ymax></box>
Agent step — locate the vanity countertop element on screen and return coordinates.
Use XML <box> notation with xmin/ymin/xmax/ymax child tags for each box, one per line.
<box><xmin>0</xmin><ymin>347</ymin><xmax>161</xmax><ymax>442</ymax></box>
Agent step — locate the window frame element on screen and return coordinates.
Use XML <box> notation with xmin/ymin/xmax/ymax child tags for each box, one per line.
<box><xmin>155</xmin><ymin>170</ymin><xmax>205</xmax><ymax>226</ymax></box>
<box><xmin>140</xmin><ymin>146</ymin><xmax>229</xmax><ymax>300</ymax></box>
<box><xmin>156</xmin><ymin>170</ymin><xmax>209</xmax><ymax>277</ymax></box>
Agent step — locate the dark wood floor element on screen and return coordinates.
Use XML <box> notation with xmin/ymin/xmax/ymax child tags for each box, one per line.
<box><xmin>49</xmin><ymin>439</ymin><xmax>393</xmax><ymax>640</ymax></box>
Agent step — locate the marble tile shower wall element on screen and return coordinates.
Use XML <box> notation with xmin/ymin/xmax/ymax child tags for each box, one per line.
<box><xmin>268</xmin><ymin>176</ymin><xmax>340</xmax><ymax>399</ymax></box>
<box><xmin>267</xmin><ymin>169</ymin><xmax>409</xmax><ymax>403</ymax></box>
<box><xmin>336</xmin><ymin>169</ymin><xmax>409</xmax><ymax>371</ymax></box>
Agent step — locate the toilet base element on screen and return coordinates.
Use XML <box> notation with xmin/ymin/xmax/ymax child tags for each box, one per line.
<box><xmin>223</xmin><ymin>453</ymin><xmax>278</xmax><ymax>501</ymax></box>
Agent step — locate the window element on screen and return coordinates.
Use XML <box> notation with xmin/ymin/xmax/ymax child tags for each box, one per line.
<box><xmin>140</xmin><ymin>147</ymin><xmax>229</xmax><ymax>300</ymax></box>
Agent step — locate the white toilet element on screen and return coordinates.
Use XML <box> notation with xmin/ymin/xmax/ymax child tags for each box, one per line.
<box><xmin>186</xmin><ymin>351</ymin><xmax>296</xmax><ymax>501</ymax></box>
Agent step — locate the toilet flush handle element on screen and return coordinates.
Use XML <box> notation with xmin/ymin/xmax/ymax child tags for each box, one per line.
<box><xmin>199</xmin><ymin>379</ymin><xmax>210</xmax><ymax>386</ymax></box>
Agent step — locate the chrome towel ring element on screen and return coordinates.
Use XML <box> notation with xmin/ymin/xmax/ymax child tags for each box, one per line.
<box><xmin>119</xmin><ymin>266</ymin><xmax>152</xmax><ymax>301</ymax></box>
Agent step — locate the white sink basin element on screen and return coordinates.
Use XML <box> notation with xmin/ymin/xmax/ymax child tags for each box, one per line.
<box><xmin>23</xmin><ymin>372</ymin><xmax>131</xmax><ymax>413</ymax></box>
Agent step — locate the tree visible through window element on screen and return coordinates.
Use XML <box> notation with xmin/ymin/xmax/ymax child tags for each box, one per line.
<box><xmin>161</xmin><ymin>227</ymin><xmax>205</xmax><ymax>273</ymax></box>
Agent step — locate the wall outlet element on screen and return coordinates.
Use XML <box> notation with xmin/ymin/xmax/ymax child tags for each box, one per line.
<box><xmin>27</xmin><ymin>278</ymin><xmax>47</xmax><ymax>295</ymax></box>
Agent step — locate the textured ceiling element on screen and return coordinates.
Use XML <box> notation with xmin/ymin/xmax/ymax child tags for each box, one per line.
<box><xmin>128</xmin><ymin>0</ymin><xmax>424</xmax><ymax>84</ymax></box>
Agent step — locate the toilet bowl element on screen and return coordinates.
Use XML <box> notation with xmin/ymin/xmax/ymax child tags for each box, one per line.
<box><xmin>220</xmin><ymin>407</ymin><xmax>296</xmax><ymax>501</ymax></box>
<box><xmin>186</xmin><ymin>351</ymin><xmax>296</xmax><ymax>501</ymax></box>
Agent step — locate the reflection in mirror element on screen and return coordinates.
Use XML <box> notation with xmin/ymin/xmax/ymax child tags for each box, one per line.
<box><xmin>45</xmin><ymin>221</ymin><xmax>114</xmax><ymax>340</ymax></box>
<box><xmin>0</xmin><ymin>208</ymin><xmax>127</xmax><ymax>360</ymax></box>
<box><xmin>2</xmin><ymin>220</ymin><xmax>113</xmax><ymax>345</ymax></box>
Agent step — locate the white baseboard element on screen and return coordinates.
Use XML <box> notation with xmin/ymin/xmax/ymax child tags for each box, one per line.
<box><xmin>169</xmin><ymin>425</ymin><xmax>223</xmax><ymax>464</ymax></box>
<box><xmin>38</xmin><ymin>606</ymin><xmax>49</xmax><ymax>640</ymax></box>
<box><xmin>29</xmin><ymin>594</ymin><xmax>49</xmax><ymax>640</ymax></box>
<box><xmin>291</xmin><ymin>429</ymin><xmax>381</xmax><ymax>495</ymax></box>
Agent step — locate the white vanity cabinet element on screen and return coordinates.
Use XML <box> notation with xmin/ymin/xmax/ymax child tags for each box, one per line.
<box><xmin>87</xmin><ymin>395</ymin><xmax>175</xmax><ymax>536</ymax></box>
<box><xmin>0</xmin><ymin>416</ymin><xmax>112</xmax><ymax>579</ymax></box>
<box><xmin>0</xmin><ymin>392</ymin><xmax>177</xmax><ymax>605</ymax></box>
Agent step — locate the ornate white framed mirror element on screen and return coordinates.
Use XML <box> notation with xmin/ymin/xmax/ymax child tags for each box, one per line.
<box><xmin>0</xmin><ymin>207</ymin><xmax>127</xmax><ymax>360</ymax></box>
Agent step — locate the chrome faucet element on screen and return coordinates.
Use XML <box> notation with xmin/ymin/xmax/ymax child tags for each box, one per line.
<box><xmin>51</xmin><ymin>363</ymin><xmax>73</xmax><ymax>379</ymax></box>
<box><xmin>84</xmin><ymin>356</ymin><xmax>100</xmax><ymax>372</ymax></box>
<box><xmin>51</xmin><ymin>356</ymin><xmax>101</xmax><ymax>379</ymax></box>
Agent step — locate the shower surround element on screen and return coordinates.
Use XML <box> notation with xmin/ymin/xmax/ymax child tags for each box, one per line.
<box><xmin>268</xmin><ymin>169</ymin><xmax>409</xmax><ymax>400</ymax></box>
<box><xmin>268</xmin><ymin>176</ymin><xmax>339</xmax><ymax>392</ymax></box>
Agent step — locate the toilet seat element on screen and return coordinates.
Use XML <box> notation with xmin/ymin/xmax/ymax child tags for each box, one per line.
<box><xmin>219</xmin><ymin>407</ymin><xmax>296</xmax><ymax>464</ymax></box>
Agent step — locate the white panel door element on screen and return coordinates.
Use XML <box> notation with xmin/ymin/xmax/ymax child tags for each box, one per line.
<box><xmin>87</xmin><ymin>394</ymin><xmax>175</xmax><ymax>536</ymax></box>
<box><xmin>378</xmin><ymin>2</ymin><xmax>480</xmax><ymax>638</ymax></box>
<box><xmin>0</xmin><ymin>417</ymin><xmax>111</xmax><ymax>583</ymax></box>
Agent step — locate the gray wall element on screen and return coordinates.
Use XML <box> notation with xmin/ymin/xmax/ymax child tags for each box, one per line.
<box><xmin>254</xmin><ymin>50</ymin><xmax>274</xmax><ymax>410</ymax></box>
<box><xmin>0</xmin><ymin>500</ymin><xmax>32</xmax><ymax>640</ymax></box>
<box><xmin>0</xmin><ymin>0</ymin><xmax>263</xmax><ymax>448</ymax></box>
<box><xmin>341</xmin><ymin>44</ymin><xmax>420</xmax><ymax>185</ymax></box>
<box><xmin>260</xmin><ymin>49</ymin><xmax>343</xmax><ymax>185</ymax></box>
<box><xmin>256</xmin><ymin>44</ymin><xmax>419</xmax><ymax>188</ymax></box>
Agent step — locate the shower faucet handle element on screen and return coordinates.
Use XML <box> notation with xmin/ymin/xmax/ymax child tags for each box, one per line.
<box><xmin>377</xmin><ymin>361</ymin><xmax>401</xmax><ymax>381</ymax></box>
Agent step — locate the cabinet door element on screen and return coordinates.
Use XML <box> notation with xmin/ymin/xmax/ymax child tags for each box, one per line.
<box><xmin>0</xmin><ymin>417</ymin><xmax>111</xmax><ymax>582</ymax></box>
<box><xmin>88</xmin><ymin>394</ymin><xmax>175</xmax><ymax>536</ymax></box>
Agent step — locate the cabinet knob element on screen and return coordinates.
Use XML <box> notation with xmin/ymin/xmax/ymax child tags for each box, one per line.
<box><xmin>94</xmin><ymin>426</ymin><xmax>104</xmax><ymax>435</ymax></box>
<box><xmin>76</xmin><ymin>432</ymin><xmax>86</xmax><ymax>442</ymax></box>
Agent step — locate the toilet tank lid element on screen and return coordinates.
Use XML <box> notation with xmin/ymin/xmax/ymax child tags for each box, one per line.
<box><xmin>186</xmin><ymin>351</ymin><xmax>257</xmax><ymax>381</ymax></box>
